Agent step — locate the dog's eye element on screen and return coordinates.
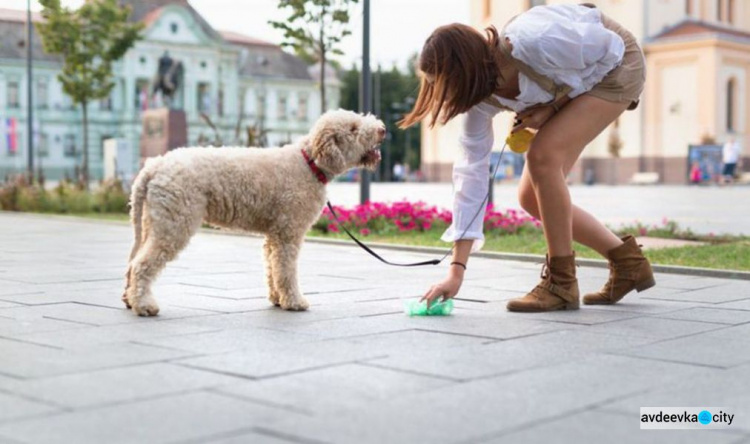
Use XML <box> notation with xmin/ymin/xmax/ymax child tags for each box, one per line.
<box><xmin>350</xmin><ymin>124</ymin><xmax>359</xmax><ymax>133</ymax></box>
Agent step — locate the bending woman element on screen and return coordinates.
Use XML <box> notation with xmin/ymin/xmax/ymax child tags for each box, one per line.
<box><xmin>400</xmin><ymin>3</ymin><xmax>655</xmax><ymax>312</ymax></box>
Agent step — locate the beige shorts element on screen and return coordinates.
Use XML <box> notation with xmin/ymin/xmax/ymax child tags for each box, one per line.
<box><xmin>589</xmin><ymin>14</ymin><xmax>646</xmax><ymax>110</ymax></box>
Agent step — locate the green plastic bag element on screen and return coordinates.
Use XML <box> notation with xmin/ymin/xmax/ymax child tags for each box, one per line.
<box><xmin>404</xmin><ymin>298</ymin><xmax>454</xmax><ymax>316</ymax></box>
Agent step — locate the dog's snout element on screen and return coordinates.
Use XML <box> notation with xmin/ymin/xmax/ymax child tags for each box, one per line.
<box><xmin>377</xmin><ymin>126</ymin><xmax>386</xmax><ymax>141</ymax></box>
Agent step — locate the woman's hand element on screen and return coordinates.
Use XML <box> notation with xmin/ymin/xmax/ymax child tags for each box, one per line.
<box><xmin>420</xmin><ymin>267</ymin><xmax>464</xmax><ymax>307</ymax></box>
<box><xmin>513</xmin><ymin>105</ymin><xmax>556</xmax><ymax>133</ymax></box>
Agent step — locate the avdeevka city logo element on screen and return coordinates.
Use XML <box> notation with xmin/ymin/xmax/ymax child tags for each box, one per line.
<box><xmin>640</xmin><ymin>407</ymin><xmax>735</xmax><ymax>429</ymax></box>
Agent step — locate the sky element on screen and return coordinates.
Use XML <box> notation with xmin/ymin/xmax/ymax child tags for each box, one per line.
<box><xmin>0</xmin><ymin>0</ymin><xmax>470</xmax><ymax>70</ymax></box>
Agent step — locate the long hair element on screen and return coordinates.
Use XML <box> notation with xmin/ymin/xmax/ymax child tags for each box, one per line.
<box><xmin>399</xmin><ymin>24</ymin><xmax>500</xmax><ymax>129</ymax></box>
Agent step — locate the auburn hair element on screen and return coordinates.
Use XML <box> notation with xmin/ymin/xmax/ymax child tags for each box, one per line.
<box><xmin>399</xmin><ymin>24</ymin><xmax>501</xmax><ymax>129</ymax></box>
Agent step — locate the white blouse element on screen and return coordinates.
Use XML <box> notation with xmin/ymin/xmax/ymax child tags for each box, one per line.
<box><xmin>442</xmin><ymin>4</ymin><xmax>626</xmax><ymax>251</ymax></box>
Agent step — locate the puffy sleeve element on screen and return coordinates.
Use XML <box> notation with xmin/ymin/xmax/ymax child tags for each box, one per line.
<box><xmin>441</xmin><ymin>103</ymin><xmax>499</xmax><ymax>252</ymax></box>
<box><xmin>505</xmin><ymin>4</ymin><xmax>625</xmax><ymax>98</ymax></box>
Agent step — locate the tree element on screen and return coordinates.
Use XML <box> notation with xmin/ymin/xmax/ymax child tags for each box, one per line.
<box><xmin>37</xmin><ymin>0</ymin><xmax>142</xmax><ymax>188</ymax></box>
<box><xmin>270</xmin><ymin>0</ymin><xmax>358</xmax><ymax>113</ymax></box>
<box><xmin>340</xmin><ymin>59</ymin><xmax>421</xmax><ymax>179</ymax></box>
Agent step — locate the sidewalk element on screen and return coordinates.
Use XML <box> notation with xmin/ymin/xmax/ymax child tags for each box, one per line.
<box><xmin>0</xmin><ymin>213</ymin><xmax>749</xmax><ymax>444</ymax></box>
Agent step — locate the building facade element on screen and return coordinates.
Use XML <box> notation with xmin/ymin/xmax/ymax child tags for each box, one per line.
<box><xmin>423</xmin><ymin>0</ymin><xmax>750</xmax><ymax>184</ymax></box>
<box><xmin>0</xmin><ymin>0</ymin><xmax>338</xmax><ymax>180</ymax></box>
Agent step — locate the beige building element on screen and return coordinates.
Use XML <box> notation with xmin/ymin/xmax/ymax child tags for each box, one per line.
<box><xmin>422</xmin><ymin>0</ymin><xmax>750</xmax><ymax>184</ymax></box>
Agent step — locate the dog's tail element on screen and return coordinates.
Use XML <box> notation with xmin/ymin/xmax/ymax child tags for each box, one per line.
<box><xmin>128</xmin><ymin>165</ymin><xmax>155</xmax><ymax>262</ymax></box>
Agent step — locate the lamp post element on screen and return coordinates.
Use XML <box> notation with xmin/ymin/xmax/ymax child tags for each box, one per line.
<box><xmin>26</xmin><ymin>0</ymin><xmax>34</xmax><ymax>180</ymax></box>
<box><xmin>359</xmin><ymin>0</ymin><xmax>371</xmax><ymax>204</ymax></box>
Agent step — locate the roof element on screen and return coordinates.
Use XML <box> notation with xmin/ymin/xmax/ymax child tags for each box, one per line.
<box><xmin>220</xmin><ymin>30</ymin><xmax>275</xmax><ymax>48</ymax></box>
<box><xmin>651</xmin><ymin>19</ymin><xmax>750</xmax><ymax>44</ymax></box>
<box><xmin>122</xmin><ymin>0</ymin><xmax>223</xmax><ymax>42</ymax></box>
<box><xmin>225</xmin><ymin>33</ymin><xmax>313</xmax><ymax>81</ymax></box>
<box><xmin>0</xmin><ymin>16</ymin><xmax>58</xmax><ymax>62</ymax></box>
<box><xmin>0</xmin><ymin>7</ymin><xmax>42</xmax><ymax>24</ymax></box>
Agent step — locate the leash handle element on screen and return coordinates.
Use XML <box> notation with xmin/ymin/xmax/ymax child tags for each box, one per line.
<box><xmin>325</xmin><ymin>142</ymin><xmax>508</xmax><ymax>268</ymax></box>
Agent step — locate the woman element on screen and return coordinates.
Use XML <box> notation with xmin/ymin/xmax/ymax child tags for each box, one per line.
<box><xmin>400</xmin><ymin>3</ymin><xmax>655</xmax><ymax>312</ymax></box>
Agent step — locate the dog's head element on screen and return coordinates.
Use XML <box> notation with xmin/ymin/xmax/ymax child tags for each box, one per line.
<box><xmin>310</xmin><ymin>109</ymin><xmax>385</xmax><ymax>176</ymax></box>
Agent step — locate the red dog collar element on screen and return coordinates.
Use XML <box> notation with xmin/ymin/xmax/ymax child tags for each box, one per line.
<box><xmin>301</xmin><ymin>149</ymin><xmax>329</xmax><ymax>184</ymax></box>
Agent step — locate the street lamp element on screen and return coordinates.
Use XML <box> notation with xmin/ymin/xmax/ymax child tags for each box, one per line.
<box><xmin>359</xmin><ymin>0</ymin><xmax>371</xmax><ymax>204</ymax></box>
<box><xmin>26</xmin><ymin>0</ymin><xmax>34</xmax><ymax>180</ymax></box>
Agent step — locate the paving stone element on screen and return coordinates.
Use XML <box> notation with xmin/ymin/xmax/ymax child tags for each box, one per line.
<box><xmin>0</xmin><ymin>363</ymin><xmax>246</xmax><ymax>409</ymax></box>
<box><xmin>259</xmin><ymin>355</ymin><xmax>715</xmax><ymax>444</ymax></box>
<box><xmin>0</xmin><ymin>391</ymin><xmax>290</xmax><ymax>444</ymax></box>
<box><xmin>212</xmin><ymin>363</ymin><xmax>451</xmax><ymax>414</ymax></box>
<box><xmin>586</xmin><ymin>316</ymin><xmax>725</xmax><ymax>340</ymax></box>
<box><xmin>367</xmin><ymin>329</ymin><xmax>659</xmax><ymax>381</ymax></box>
<box><xmin>614</xmin><ymin>333</ymin><xmax>750</xmax><ymax>368</ymax></box>
<box><xmin>653</xmin><ymin>307</ymin><xmax>750</xmax><ymax>325</ymax></box>
<box><xmin>0</xmin><ymin>391</ymin><xmax>61</xmax><ymax>423</ymax></box>
<box><xmin>0</xmin><ymin>337</ymin><xmax>193</xmax><ymax>379</ymax></box>
<box><xmin>2</xmin><ymin>213</ymin><xmax>749</xmax><ymax>443</ymax></box>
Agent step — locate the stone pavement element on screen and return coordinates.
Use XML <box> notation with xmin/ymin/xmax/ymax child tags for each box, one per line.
<box><xmin>0</xmin><ymin>213</ymin><xmax>749</xmax><ymax>444</ymax></box>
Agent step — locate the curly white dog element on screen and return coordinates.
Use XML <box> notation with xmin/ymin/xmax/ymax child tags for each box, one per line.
<box><xmin>122</xmin><ymin>109</ymin><xmax>385</xmax><ymax>316</ymax></box>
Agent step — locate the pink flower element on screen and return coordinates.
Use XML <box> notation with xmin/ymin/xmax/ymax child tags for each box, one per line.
<box><xmin>360</xmin><ymin>228</ymin><xmax>370</xmax><ymax>236</ymax></box>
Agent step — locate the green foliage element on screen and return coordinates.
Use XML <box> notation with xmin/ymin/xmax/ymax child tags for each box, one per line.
<box><xmin>340</xmin><ymin>61</ymin><xmax>422</xmax><ymax>173</ymax></box>
<box><xmin>37</xmin><ymin>0</ymin><xmax>142</xmax><ymax>184</ymax></box>
<box><xmin>37</xmin><ymin>0</ymin><xmax>143</xmax><ymax>105</ymax></box>
<box><xmin>270</xmin><ymin>0</ymin><xmax>358</xmax><ymax>110</ymax></box>
<box><xmin>0</xmin><ymin>176</ymin><xmax>129</xmax><ymax>215</ymax></box>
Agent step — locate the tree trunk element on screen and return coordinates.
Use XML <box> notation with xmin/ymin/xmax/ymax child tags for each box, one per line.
<box><xmin>319</xmin><ymin>2</ymin><xmax>326</xmax><ymax>113</ymax></box>
<box><xmin>82</xmin><ymin>100</ymin><xmax>89</xmax><ymax>190</ymax></box>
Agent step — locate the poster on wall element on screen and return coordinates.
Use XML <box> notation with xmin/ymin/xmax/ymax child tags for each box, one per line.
<box><xmin>5</xmin><ymin>118</ymin><xmax>18</xmax><ymax>155</ymax></box>
<box><xmin>687</xmin><ymin>144</ymin><xmax>722</xmax><ymax>184</ymax></box>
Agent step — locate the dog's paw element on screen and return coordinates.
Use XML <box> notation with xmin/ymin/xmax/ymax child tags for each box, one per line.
<box><xmin>268</xmin><ymin>291</ymin><xmax>281</xmax><ymax>307</ymax></box>
<box><xmin>131</xmin><ymin>297</ymin><xmax>160</xmax><ymax>317</ymax></box>
<box><xmin>121</xmin><ymin>292</ymin><xmax>132</xmax><ymax>309</ymax></box>
<box><xmin>280</xmin><ymin>297</ymin><xmax>310</xmax><ymax>311</ymax></box>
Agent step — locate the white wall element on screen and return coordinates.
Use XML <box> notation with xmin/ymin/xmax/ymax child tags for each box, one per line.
<box><xmin>660</xmin><ymin>64</ymin><xmax>700</xmax><ymax>156</ymax></box>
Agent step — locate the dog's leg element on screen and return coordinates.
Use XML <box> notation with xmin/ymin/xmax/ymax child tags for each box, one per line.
<box><xmin>264</xmin><ymin>237</ymin><xmax>281</xmax><ymax>307</ymax></box>
<box><xmin>270</xmin><ymin>236</ymin><xmax>309</xmax><ymax>311</ymax></box>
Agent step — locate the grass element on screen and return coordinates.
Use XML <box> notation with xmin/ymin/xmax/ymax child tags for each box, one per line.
<box><xmin>308</xmin><ymin>230</ymin><xmax>750</xmax><ymax>272</ymax></box>
<box><xmin>47</xmin><ymin>212</ymin><xmax>750</xmax><ymax>272</ymax></box>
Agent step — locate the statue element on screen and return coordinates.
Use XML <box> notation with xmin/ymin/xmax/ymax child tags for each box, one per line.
<box><xmin>152</xmin><ymin>51</ymin><xmax>184</xmax><ymax>108</ymax></box>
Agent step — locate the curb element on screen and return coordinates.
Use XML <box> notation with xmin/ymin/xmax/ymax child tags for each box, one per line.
<box><xmin>3</xmin><ymin>211</ymin><xmax>749</xmax><ymax>281</ymax></box>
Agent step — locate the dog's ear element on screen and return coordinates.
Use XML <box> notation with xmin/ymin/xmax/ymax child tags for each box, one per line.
<box><xmin>312</xmin><ymin>127</ymin><xmax>346</xmax><ymax>174</ymax></box>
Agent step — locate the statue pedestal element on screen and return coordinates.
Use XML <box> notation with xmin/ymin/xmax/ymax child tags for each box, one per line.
<box><xmin>140</xmin><ymin>108</ymin><xmax>187</xmax><ymax>166</ymax></box>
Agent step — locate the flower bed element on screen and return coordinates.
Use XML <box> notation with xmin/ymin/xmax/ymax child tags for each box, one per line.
<box><xmin>313</xmin><ymin>201</ymin><xmax>541</xmax><ymax>237</ymax></box>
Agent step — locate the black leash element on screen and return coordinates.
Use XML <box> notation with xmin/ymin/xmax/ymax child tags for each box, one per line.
<box><xmin>325</xmin><ymin>142</ymin><xmax>509</xmax><ymax>267</ymax></box>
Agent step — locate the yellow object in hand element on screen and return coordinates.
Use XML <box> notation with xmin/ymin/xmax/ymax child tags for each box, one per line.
<box><xmin>505</xmin><ymin>129</ymin><xmax>535</xmax><ymax>154</ymax></box>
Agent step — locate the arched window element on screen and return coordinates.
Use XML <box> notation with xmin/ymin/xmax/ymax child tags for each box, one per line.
<box><xmin>727</xmin><ymin>78</ymin><xmax>738</xmax><ymax>131</ymax></box>
<box><xmin>685</xmin><ymin>0</ymin><xmax>692</xmax><ymax>16</ymax></box>
<box><xmin>483</xmin><ymin>0</ymin><xmax>491</xmax><ymax>18</ymax></box>
<box><xmin>718</xmin><ymin>0</ymin><xmax>724</xmax><ymax>21</ymax></box>
<box><xmin>728</xmin><ymin>0</ymin><xmax>735</xmax><ymax>23</ymax></box>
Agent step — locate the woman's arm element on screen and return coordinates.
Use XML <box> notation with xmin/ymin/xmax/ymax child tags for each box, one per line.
<box><xmin>421</xmin><ymin>239</ymin><xmax>472</xmax><ymax>306</ymax></box>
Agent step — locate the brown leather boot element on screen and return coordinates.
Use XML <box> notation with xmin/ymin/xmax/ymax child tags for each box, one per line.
<box><xmin>583</xmin><ymin>235</ymin><xmax>656</xmax><ymax>305</ymax></box>
<box><xmin>507</xmin><ymin>254</ymin><xmax>580</xmax><ymax>312</ymax></box>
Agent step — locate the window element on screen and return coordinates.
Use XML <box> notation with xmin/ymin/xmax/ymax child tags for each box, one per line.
<box><xmin>135</xmin><ymin>78</ymin><xmax>150</xmax><ymax>111</ymax></box>
<box><xmin>483</xmin><ymin>0</ymin><xmax>491</xmax><ymax>18</ymax></box>
<box><xmin>728</xmin><ymin>0</ymin><xmax>734</xmax><ymax>23</ymax></box>
<box><xmin>298</xmin><ymin>94</ymin><xmax>308</xmax><ymax>121</ymax></box>
<box><xmin>36</xmin><ymin>78</ymin><xmax>48</xmax><ymax>109</ymax></box>
<box><xmin>718</xmin><ymin>0</ymin><xmax>725</xmax><ymax>21</ymax></box>
<box><xmin>256</xmin><ymin>92</ymin><xmax>266</xmax><ymax>119</ymax></box>
<box><xmin>100</xmin><ymin>94</ymin><xmax>113</xmax><ymax>111</ymax></box>
<box><xmin>170</xmin><ymin>22</ymin><xmax>179</xmax><ymax>34</ymax></box>
<box><xmin>727</xmin><ymin>78</ymin><xmax>738</xmax><ymax>131</ymax></box>
<box><xmin>528</xmin><ymin>0</ymin><xmax>545</xmax><ymax>9</ymax></box>
<box><xmin>63</xmin><ymin>134</ymin><xmax>76</xmax><ymax>157</ymax></box>
<box><xmin>38</xmin><ymin>133</ymin><xmax>49</xmax><ymax>157</ymax></box>
<box><xmin>197</xmin><ymin>83</ymin><xmax>211</xmax><ymax>114</ymax></box>
<box><xmin>218</xmin><ymin>87</ymin><xmax>224</xmax><ymax>117</ymax></box>
<box><xmin>685</xmin><ymin>0</ymin><xmax>692</xmax><ymax>16</ymax></box>
<box><xmin>277</xmin><ymin>94</ymin><xmax>288</xmax><ymax>121</ymax></box>
<box><xmin>7</xmin><ymin>81</ymin><xmax>19</xmax><ymax>108</ymax></box>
